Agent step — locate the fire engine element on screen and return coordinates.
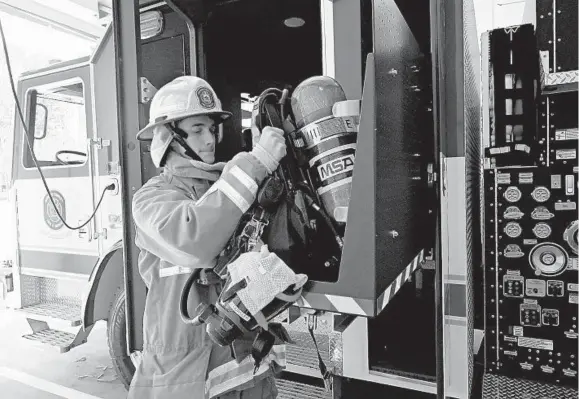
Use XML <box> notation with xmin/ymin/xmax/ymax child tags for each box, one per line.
<box><xmin>3</xmin><ymin>0</ymin><xmax>577</xmax><ymax>398</ymax></box>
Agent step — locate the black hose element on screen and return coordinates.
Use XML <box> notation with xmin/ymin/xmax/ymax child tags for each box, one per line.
<box><xmin>303</xmin><ymin>193</ymin><xmax>343</xmax><ymax>249</ymax></box>
<box><xmin>0</xmin><ymin>17</ymin><xmax>114</xmax><ymax>231</ymax></box>
<box><xmin>179</xmin><ymin>268</ymin><xmax>202</xmax><ymax>324</ymax></box>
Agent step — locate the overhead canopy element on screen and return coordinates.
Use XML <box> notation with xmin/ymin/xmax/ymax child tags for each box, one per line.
<box><xmin>0</xmin><ymin>0</ymin><xmax>110</xmax><ymax>41</ymax></box>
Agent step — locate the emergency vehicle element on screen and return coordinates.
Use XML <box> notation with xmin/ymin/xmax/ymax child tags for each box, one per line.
<box><xmin>2</xmin><ymin>0</ymin><xmax>536</xmax><ymax>398</ymax></box>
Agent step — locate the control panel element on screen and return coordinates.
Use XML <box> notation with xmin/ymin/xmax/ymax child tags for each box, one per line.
<box><xmin>538</xmin><ymin>93</ymin><xmax>578</xmax><ymax>168</ymax></box>
<box><xmin>484</xmin><ymin>167</ymin><xmax>578</xmax><ymax>387</ymax></box>
<box><xmin>481</xmin><ymin>11</ymin><xmax>578</xmax><ymax>397</ymax></box>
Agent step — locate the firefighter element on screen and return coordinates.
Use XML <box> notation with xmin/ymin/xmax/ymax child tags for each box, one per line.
<box><xmin>128</xmin><ymin>76</ymin><xmax>286</xmax><ymax>399</ymax></box>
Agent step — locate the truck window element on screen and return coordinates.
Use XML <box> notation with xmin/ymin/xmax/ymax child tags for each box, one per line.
<box><xmin>23</xmin><ymin>80</ymin><xmax>87</xmax><ymax>168</ymax></box>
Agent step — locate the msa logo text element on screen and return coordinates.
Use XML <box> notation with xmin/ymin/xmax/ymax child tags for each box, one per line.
<box><xmin>318</xmin><ymin>154</ymin><xmax>355</xmax><ymax>181</ymax></box>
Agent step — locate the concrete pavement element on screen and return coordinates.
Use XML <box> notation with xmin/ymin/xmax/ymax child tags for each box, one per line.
<box><xmin>0</xmin><ymin>307</ymin><xmax>127</xmax><ymax>399</ymax></box>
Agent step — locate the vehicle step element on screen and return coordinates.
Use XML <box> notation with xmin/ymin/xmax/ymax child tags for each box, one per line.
<box><xmin>276</xmin><ymin>378</ymin><xmax>332</xmax><ymax>399</ymax></box>
<box><xmin>16</xmin><ymin>302</ymin><xmax>81</xmax><ymax>326</ymax></box>
<box><xmin>22</xmin><ymin>329</ymin><xmax>78</xmax><ymax>353</ymax></box>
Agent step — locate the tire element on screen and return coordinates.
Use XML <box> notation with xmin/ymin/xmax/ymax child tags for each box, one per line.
<box><xmin>107</xmin><ymin>288</ymin><xmax>136</xmax><ymax>390</ymax></box>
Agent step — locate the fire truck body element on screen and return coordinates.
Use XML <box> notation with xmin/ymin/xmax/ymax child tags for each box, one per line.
<box><xmin>4</xmin><ymin>0</ymin><xmax>487</xmax><ymax>397</ymax></box>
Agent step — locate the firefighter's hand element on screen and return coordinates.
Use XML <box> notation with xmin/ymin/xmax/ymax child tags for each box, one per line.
<box><xmin>251</xmin><ymin>127</ymin><xmax>287</xmax><ymax>174</ymax></box>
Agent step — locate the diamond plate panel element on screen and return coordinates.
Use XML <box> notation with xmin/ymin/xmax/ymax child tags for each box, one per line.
<box><xmin>539</xmin><ymin>51</ymin><xmax>579</xmax><ymax>89</ymax></box>
<box><xmin>540</xmin><ymin>51</ymin><xmax>579</xmax><ymax>87</ymax></box>
<box><xmin>20</xmin><ymin>274</ymin><xmax>41</xmax><ymax>306</ymax></box>
<box><xmin>286</xmin><ymin>331</ymin><xmax>330</xmax><ymax>372</ymax></box>
<box><xmin>276</xmin><ymin>378</ymin><xmax>332</xmax><ymax>399</ymax></box>
<box><xmin>285</xmin><ymin>312</ymin><xmax>335</xmax><ymax>335</ymax></box>
<box><xmin>282</xmin><ymin>312</ymin><xmax>343</xmax><ymax>376</ymax></box>
<box><xmin>545</xmin><ymin>70</ymin><xmax>579</xmax><ymax>86</ymax></box>
<box><xmin>463</xmin><ymin>0</ymin><xmax>482</xmax><ymax>394</ymax></box>
<box><xmin>21</xmin><ymin>275</ymin><xmax>83</xmax><ymax>308</ymax></box>
<box><xmin>38</xmin><ymin>278</ymin><xmax>83</xmax><ymax>307</ymax></box>
<box><xmin>328</xmin><ymin>331</ymin><xmax>343</xmax><ymax>376</ymax></box>
<box><xmin>482</xmin><ymin>373</ymin><xmax>578</xmax><ymax>399</ymax></box>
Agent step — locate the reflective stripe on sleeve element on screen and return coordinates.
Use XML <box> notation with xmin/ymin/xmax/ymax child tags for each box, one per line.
<box><xmin>216</xmin><ymin>179</ymin><xmax>251</xmax><ymax>213</ymax></box>
<box><xmin>228</xmin><ymin>165</ymin><xmax>258</xmax><ymax>196</ymax></box>
<box><xmin>220</xmin><ymin>168</ymin><xmax>257</xmax><ymax>207</ymax></box>
<box><xmin>195</xmin><ymin>165</ymin><xmax>257</xmax><ymax>209</ymax></box>
<box><xmin>206</xmin><ymin>345</ymin><xmax>286</xmax><ymax>398</ymax></box>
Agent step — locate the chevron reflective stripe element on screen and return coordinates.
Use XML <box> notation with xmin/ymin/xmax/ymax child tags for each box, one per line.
<box><xmin>206</xmin><ymin>345</ymin><xmax>286</xmax><ymax>398</ymax></box>
<box><xmin>297</xmin><ymin>295</ymin><xmax>313</xmax><ymax>309</ymax></box>
<box><xmin>377</xmin><ymin>249</ymin><xmax>425</xmax><ymax>312</ymax></box>
<box><xmin>325</xmin><ymin>294</ymin><xmax>366</xmax><ymax>315</ymax></box>
<box><xmin>295</xmin><ymin>250</ymin><xmax>425</xmax><ymax>315</ymax></box>
<box><xmin>299</xmin><ymin>293</ymin><xmax>370</xmax><ymax>315</ymax></box>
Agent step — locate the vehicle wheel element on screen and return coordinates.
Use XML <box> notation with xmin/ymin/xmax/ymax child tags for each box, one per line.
<box><xmin>107</xmin><ymin>288</ymin><xmax>135</xmax><ymax>390</ymax></box>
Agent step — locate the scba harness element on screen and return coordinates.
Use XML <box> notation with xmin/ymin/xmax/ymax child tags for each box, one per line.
<box><xmin>180</xmin><ymin>79</ymin><xmax>353</xmax><ymax>391</ymax></box>
<box><xmin>180</xmin><ymin>173</ymin><xmax>304</xmax><ymax>370</ymax></box>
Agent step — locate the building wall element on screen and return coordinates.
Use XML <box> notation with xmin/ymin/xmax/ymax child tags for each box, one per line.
<box><xmin>492</xmin><ymin>0</ymin><xmax>536</xmax><ymax>29</ymax></box>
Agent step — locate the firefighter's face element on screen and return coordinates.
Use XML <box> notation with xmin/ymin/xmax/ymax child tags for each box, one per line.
<box><xmin>175</xmin><ymin>115</ymin><xmax>217</xmax><ymax>164</ymax></box>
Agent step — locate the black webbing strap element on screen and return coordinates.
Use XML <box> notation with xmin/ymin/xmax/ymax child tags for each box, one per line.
<box><xmin>307</xmin><ymin>319</ymin><xmax>333</xmax><ymax>392</ymax></box>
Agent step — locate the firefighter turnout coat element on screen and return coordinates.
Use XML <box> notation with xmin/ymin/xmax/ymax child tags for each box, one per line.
<box><xmin>127</xmin><ymin>151</ymin><xmax>285</xmax><ymax>399</ymax></box>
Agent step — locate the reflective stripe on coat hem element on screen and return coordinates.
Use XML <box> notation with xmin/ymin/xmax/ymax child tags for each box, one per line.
<box><xmin>141</xmin><ymin>344</ymin><xmax>210</xmax><ymax>354</ymax></box>
<box><xmin>205</xmin><ymin>345</ymin><xmax>286</xmax><ymax>398</ymax></box>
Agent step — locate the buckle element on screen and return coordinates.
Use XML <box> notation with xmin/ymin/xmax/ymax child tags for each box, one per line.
<box><xmin>307</xmin><ymin>314</ymin><xmax>318</xmax><ymax>331</ymax></box>
<box><xmin>197</xmin><ymin>269</ymin><xmax>222</xmax><ymax>285</ymax></box>
<box><xmin>322</xmin><ymin>370</ymin><xmax>333</xmax><ymax>392</ymax></box>
<box><xmin>245</xmin><ymin>214</ymin><xmax>269</xmax><ymax>251</ymax></box>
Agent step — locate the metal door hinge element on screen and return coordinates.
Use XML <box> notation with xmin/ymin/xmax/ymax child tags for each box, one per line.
<box><xmin>89</xmin><ymin>137</ymin><xmax>111</xmax><ymax>150</ymax></box>
<box><xmin>140</xmin><ymin>77</ymin><xmax>158</xmax><ymax>104</ymax></box>
<box><xmin>94</xmin><ymin>228</ymin><xmax>108</xmax><ymax>240</ymax></box>
<box><xmin>107</xmin><ymin>161</ymin><xmax>120</xmax><ymax>175</ymax></box>
<box><xmin>427</xmin><ymin>163</ymin><xmax>437</xmax><ymax>187</ymax></box>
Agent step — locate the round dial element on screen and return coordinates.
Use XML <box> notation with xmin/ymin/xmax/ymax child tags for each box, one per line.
<box><xmin>563</xmin><ymin>221</ymin><xmax>578</xmax><ymax>255</ymax></box>
<box><xmin>529</xmin><ymin>243</ymin><xmax>568</xmax><ymax>277</ymax></box>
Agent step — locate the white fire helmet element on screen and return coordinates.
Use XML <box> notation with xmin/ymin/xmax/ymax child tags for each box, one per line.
<box><xmin>136</xmin><ymin>76</ymin><xmax>232</xmax><ymax>167</ymax></box>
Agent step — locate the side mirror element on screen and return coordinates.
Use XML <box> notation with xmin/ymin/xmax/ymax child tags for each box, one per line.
<box><xmin>34</xmin><ymin>104</ymin><xmax>48</xmax><ymax>140</ymax></box>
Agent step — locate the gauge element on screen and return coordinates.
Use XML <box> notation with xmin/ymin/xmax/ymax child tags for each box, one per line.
<box><xmin>531</xmin><ymin>186</ymin><xmax>550</xmax><ymax>203</ymax></box>
<box><xmin>504</xmin><ymin>222</ymin><xmax>522</xmax><ymax>238</ymax></box>
<box><xmin>563</xmin><ymin>221</ymin><xmax>578</xmax><ymax>255</ymax></box>
<box><xmin>504</xmin><ymin>186</ymin><xmax>522</xmax><ymax>203</ymax></box>
<box><xmin>532</xmin><ymin>223</ymin><xmax>552</xmax><ymax>239</ymax></box>
<box><xmin>529</xmin><ymin>243</ymin><xmax>568</xmax><ymax>277</ymax></box>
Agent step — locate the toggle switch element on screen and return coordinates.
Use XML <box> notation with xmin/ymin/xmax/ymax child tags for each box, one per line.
<box><xmin>565</xmin><ymin>175</ymin><xmax>575</xmax><ymax>196</ymax></box>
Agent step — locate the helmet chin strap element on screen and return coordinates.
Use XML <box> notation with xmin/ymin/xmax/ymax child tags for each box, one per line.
<box><xmin>168</xmin><ymin>123</ymin><xmax>204</xmax><ymax>163</ymax></box>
